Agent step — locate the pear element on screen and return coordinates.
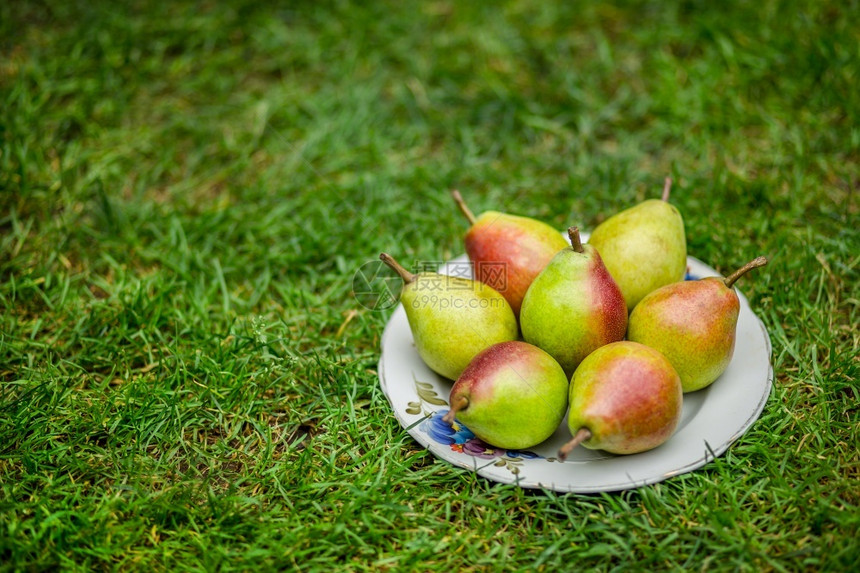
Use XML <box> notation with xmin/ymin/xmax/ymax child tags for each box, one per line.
<box><xmin>519</xmin><ymin>227</ymin><xmax>627</xmax><ymax>375</ymax></box>
<box><xmin>588</xmin><ymin>178</ymin><xmax>687</xmax><ymax>312</ymax></box>
<box><xmin>442</xmin><ymin>341</ymin><xmax>568</xmax><ymax>450</ymax></box>
<box><xmin>558</xmin><ymin>341</ymin><xmax>683</xmax><ymax>458</ymax></box>
<box><xmin>627</xmin><ymin>256</ymin><xmax>768</xmax><ymax>392</ymax></box>
<box><xmin>379</xmin><ymin>253</ymin><xmax>518</xmax><ymax>380</ymax></box>
<box><xmin>451</xmin><ymin>190</ymin><xmax>569</xmax><ymax>317</ymax></box>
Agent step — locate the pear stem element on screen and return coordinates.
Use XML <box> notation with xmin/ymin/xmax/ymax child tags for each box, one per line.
<box><xmin>442</xmin><ymin>395</ymin><xmax>469</xmax><ymax>425</ymax></box>
<box><xmin>558</xmin><ymin>427</ymin><xmax>592</xmax><ymax>461</ymax></box>
<box><xmin>662</xmin><ymin>177</ymin><xmax>672</xmax><ymax>202</ymax></box>
<box><xmin>568</xmin><ymin>227</ymin><xmax>584</xmax><ymax>253</ymax></box>
<box><xmin>451</xmin><ymin>190</ymin><xmax>477</xmax><ymax>226</ymax></box>
<box><xmin>723</xmin><ymin>256</ymin><xmax>768</xmax><ymax>288</ymax></box>
<box><xmin>379</xmin><ymin>253</ymin><xmax>416</xmax><ymax>284</ymax></box>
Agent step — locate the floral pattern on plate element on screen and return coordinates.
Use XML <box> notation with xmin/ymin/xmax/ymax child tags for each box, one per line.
<box><xmin>418</xmin><ymin>407</ymin><xmax>549</xmax><ymax>476</ymax></box>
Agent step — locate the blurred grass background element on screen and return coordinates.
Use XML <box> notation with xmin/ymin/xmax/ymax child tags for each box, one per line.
<box><xmin>1</xmin><ymin>0</ymin><xmax>858</xmax><ymax>570</ymax></box>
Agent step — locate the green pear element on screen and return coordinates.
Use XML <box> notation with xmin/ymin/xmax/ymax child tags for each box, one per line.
<box><xmin>627</xmin><ymin>256</ymin><xmax>768</xmax><ymax>392</ymax></box>
<box><xmin>559</xmin><ymin>341</ymin><xmax>683</xmax><ymax>458</ymax></box>
<box><xmin>519</xmin><ymin>227</ymin><xmax>628</xmax><ymax>375</ymax></box>
<box><xmin>380</xmin><ymin>253</ymin><xmax>518</xmax><ymax>380</ymax></box>
<box><xmin>588</xmin><ymin>178</ymin><xmax>687</xmax><ymax>312</ymax></box>
<box><xmin>442</xmin><ymin>341</ymin><xmax>568</xmax><ymax>450</ymax></box>
<box><xmin>452</xmin><ymin>190</ymin><xmax>569</xmax><ymax>317</ymax></box>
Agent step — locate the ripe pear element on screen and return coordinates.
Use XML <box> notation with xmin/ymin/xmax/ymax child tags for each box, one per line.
<box><xmin>451</xmin><ymin>190</ymin><xmax>569</xmax><ymax>317</ymax></box>
<box><xmin>519</xmin><ymin>227</ymin><xmax>627</xmax><ymax>375</ymax></box>
<box><xmin>588</xmin><ymin>178</ymin><xmax>687</xmax><ymax>312</ymax></box>
<box><xmin>442</xmin><ymin>341</ymin><xmax>569</xmax><ymax>450</ymax></box>
<box><xmin>627</xmin><ymin>256</ymin><xmax>768</xmax><ymax>392</ymax></box>
<box><xmin>559</xmin><ymin>341</ymin><xmax>683</xmax><ymax>458</ymax></box>
<box><xmin>379</xmin><ymin>253</ymin><xmax>518</xmax><ymax>380</ymax></box>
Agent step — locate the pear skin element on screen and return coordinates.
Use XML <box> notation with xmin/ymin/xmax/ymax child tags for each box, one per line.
<box><xmin>519</xmin><ymin>228</ymin><xmax>628</xmax><ymax>375</ymax></box>
<box><xmin>588</xmin><ymin>178</ymin><xmax>687</xmax><ymax>312</ymax></box>
<box><xmin>452</xmin><ymin>191</ymin><xmax>569</xmax><ymax>317</ymax></box>
<box><xmin>560</xmin><ymin>341</ymin><xmax>683</xmax><ymax>457</ymax></box>
<box><xmin>380</xmin><ymin>253</ymin><xmax>518</xmax><ymax>380</ymax></box>
<box><xmin>627</xmin><ymin>256</ymin><xmax>768</xmax><ymax>392</ymax></box>
<box><xmin>442</xmin><ymin>341</ymin><xmax>569</xmax><ymax>450</ymax></box>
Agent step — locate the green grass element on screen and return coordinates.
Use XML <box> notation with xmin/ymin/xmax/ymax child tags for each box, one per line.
<box><xmin>1</xmin><ymin>0</ymin><xmax>858</xmax><ymax>570</ymax></box>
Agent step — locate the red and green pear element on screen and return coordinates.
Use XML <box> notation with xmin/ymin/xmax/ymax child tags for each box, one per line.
<box><xmin>587</xmin><ymin>178</ymin><xmax>687</xmax><ymax>312</ymax></box>
<box><xmin>379</xmin><ymin>253</ymin><xmax>518</xmax><ymax>381</ymax></box>
<box><xmin>519</xmin><ymin>227</ymin><xmax>627</xmax><ymax>375</ymax></box>
<box><xmin>443</xmin><ymin>341</ymin><xmax>568</xmax><ymax>450</ymax></box>
<box><xmin>559</xmin><ymin>341</ymin><xmax>683</xmax><ymax>458</ymax></box>
<box><xmin>627</xmin><ymin>256</ymin><xmax>768</xmax><ymax>392</ymax></box>
<box><xmin>452</xmin><ymin>190</ymin><xmax>569</xmax><ymax>317</ymax></box>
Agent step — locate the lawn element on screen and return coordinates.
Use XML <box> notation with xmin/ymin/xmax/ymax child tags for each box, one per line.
<box><xmin>1</xmin><ymin>0</ymin><xmax>858</xmax><ymax>570</ymax></box>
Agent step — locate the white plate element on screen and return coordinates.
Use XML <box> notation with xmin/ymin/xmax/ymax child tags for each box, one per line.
<box><xmin>377</xmin><ymin>247</ymin><xmax>773</xmax><ymax>493</ymax></box>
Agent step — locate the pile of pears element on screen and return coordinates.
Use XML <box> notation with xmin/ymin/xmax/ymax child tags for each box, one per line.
<box><xmin>380</xmin><ymin>180</ymin><xmax>767</xmax><ymax>459</ymax></box>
